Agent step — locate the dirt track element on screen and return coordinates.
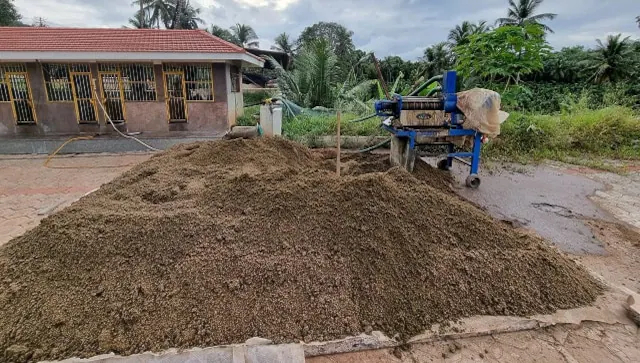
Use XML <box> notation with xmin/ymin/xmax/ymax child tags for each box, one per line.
<box><xmin>0</xmin><ymin>138</ymin><xmax>601</xmax><ymax>362</ymax></box>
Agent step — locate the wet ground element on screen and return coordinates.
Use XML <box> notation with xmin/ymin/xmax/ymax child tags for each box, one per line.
<box><xmin>451</xmin><ymin>160</ymin><xmax>613</xmax><ymax>255</ymax></box>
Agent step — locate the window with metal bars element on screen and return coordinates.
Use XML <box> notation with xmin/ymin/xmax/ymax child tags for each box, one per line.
<box><xmin>42</xmin><ymin>64</ymin><xmax>74</xmax><ymax>101</ymax></box>
<box><xmin>118</xmin><ymin>64</ymin><xmax>157</xmax><ymax>101</ymax></box>
<box><xmin>0</xmin><ymin>64</ymin><xmax>27</xmax><ymax>102</ymax></box>
<box><xmin>163</xmin><ymin>64</ymin><xmax>214</xmax><ymax>101</ymax></box>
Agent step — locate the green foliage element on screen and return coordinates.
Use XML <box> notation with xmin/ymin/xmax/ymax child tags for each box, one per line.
<box><xmin>272</xmin><ymin>33</ymin><xmax>294</xmax><ymax>54</ymax></box>
<box><xmin>585</xmin><ymin>34</ymin><xmax>636</xmax><ymax>83</ymax></box>
<box><xmin>485</xmin><ymin>106</ymin><xmax>640</xmax><ymax>160</ymax></box>
<box><xmin>448</xmin><ymin>20</ymin><xmax>491</xmax><ymax>47</ymax></box>
<box><xmin>130</xmin><ymin>0</ymin><xmax>202</xmax><ymax>29</ymax></box>
<box><xmin>283</xmin><ymin>113</ymin><xmax>383</xmax><ymax>138</ymax></box>
<box><xmin>495</xmin><ymin>82</ymin><xmax>639</xmax><ymax>114</ymax></box>
<box><xmin>243</xmin><ymin>90</ymin><xmax>276</xmax><ymax>106</ymax></box>
<box><xmin>497</xmin><ymin>0</ymin><xmax>558</xmax><ymax>33</ymax></box>
<box><xmin>296</xmin><ymin>22</ymin><xmax>356</xmax><ymax>79</ymax></box>
<box><xmin>456</xmin><ymin>24</ymin><xmax>551</xmax><ymax>84</ymax></box>
<box><xmin>236</xmin><ymin>105</ymin><xmax>259</xmax><ymax>126</ymax></box>
<box><xmin>208</xmin><ymin>25</ymin><xmax>237</xmax><ymax>44</ymax></box>
<box><xmin>230</xmin><ymin>23</ymin><xmax>259</xmax><ymax>47</ymax></box>
<box><xmin>422</xmin><ymin>42</ymin><xmax>454</xmax><ymax>76</ymax></box>
<box><xmin>0</xmin><ymin>0</ymin><xmax>22</xmax><ymax>26</ymax></box>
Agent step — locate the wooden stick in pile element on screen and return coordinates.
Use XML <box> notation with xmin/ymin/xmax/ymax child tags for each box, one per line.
<box><xmin>336</xmin><ymin>110</ymin><xmax>341</xmax><ymax>176</ymax></box>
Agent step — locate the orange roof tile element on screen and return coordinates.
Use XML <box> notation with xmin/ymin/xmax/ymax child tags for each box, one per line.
<box><xmin>0</xmin><ymin>27</ymin><xmax>248</xmax><ymax>54</ymax></box>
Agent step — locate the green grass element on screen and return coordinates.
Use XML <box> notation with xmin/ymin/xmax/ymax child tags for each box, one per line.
<box><xmin>484</xmin><ymin>106</ymin><xmax>640</xmax><ymax>169</ymax></box>
<box><xmin>236</xmin><ymin>105</ymin><xmax>260</xmax><ymax>126</ymax></box>
<box><xmin>282</xmin><ymin>113</ymin><xmax>384</xmax><ymax>138</ymax></box>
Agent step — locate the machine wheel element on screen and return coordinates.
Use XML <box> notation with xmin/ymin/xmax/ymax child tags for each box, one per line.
<box><xmin>465</xmin><ymin>174</ymin><xmax>481</xmax><ymax>189</ymax></box>
<box><xmin>437</xmin><ymin>159</ymin><xmax>450</xmax><ymax>171</ymax></box>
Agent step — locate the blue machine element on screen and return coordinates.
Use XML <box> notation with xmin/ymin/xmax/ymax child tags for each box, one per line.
<box><xmin>374</xmin><ymin>70</ymin><xmax>482</xmax><ymax>188</ymax></box>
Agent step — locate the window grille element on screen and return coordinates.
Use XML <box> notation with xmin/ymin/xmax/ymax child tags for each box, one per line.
<box><xmin>42</xmin><ymin>64</ymin><xmax>73</xmax><ymax>102</ymax></box>
<box><xmin>163</xmin><ymin>64</ymin><xmax>214</xmax><ymax>101</ymax></box>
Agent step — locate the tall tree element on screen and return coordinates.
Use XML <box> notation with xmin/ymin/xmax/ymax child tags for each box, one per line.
<box><xmin>167</xmin><ymin>0</ymin><xmax>203</xmax><ymax>29</ymax></box>
<box><xmin>128</xmin><ymin>7</ymin><xmax>153</xmax><ymax>28</ymax></box>
<box><xmin>230</xmin><ymin>23</ymin><xmax>259</xmax><ymax>47</ymax></box>
<box><xmin>586</xmin><ymin>34</ymin><xmax>635</xmax><ymax>83</ymax></box>
<box><xmin>146</xmin><ymin>0</ymin><xmax>170</xmax><ymax>29</ymax></box>
<box><xmin>0</xmin><ymin>0</ymin><xmax>22</xmax><ymax>26</ymax></box>
<box><xmin>269</xmin><ymin>38</ymin><xmax>340</xmax><ymax>108</ymax></box>
<box><xmin>448</xmin><ymin>21</ymin><xmax>474</xmax><ymax>47</ymax></box>
<box><xmin>636</xmin><ymin>15</ymin><xmax>640</xmax><ymax>28</ymax></box>
<box><xmin>271</xmin><ymin>32</ymin><xmax>294</xmax><ymax>54</ymax></box>
<box><xmin>296</xmin><ymin>22</ymin><xmax>356</xmax><ymax>79</ymax></box>
<box><xmin>497</xmin><ymin>0</ymin><xmax>557</xmax><ymax>33</ymax></box>
<box><xmin>208</xmin><ymin>25</ymin><xmax>237</xmax><ymax>43</ymax></box>
<box><xmin>422</xmin><ymin>42</ymin><xmax>454</xmax><ymax>76</ymax></box>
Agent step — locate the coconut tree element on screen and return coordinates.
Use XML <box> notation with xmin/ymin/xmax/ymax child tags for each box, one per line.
<box><xmin>128</xmin><ymin>7</ymin><xmax>153</xmax><ymax>28</ymax></box>
<box><xmin>497</xmin><ymin>0</ymin><xmax>557</xmax><ymax>33</ymax></box>
<box><xmin>585</xmin><ymin>34</ymin><xmax>634</xmax><ymax>83</ymax></box>
<box><xmin>230</xmin><ymin>24</ymin><xmax>259</xmax><ymax>48</ymax></box>
<box><xmin>448</xmin><ymin>21</ymin><xmax>474</xmax><ymax>46</ymax></box>
<box><xmin>208</xmin><ymin>25</ymin><xmax>237</xmax><ymax>43</ymax></box>
<box><xmin>422</xmin><ymin>42</ymin><xmax>454</xmax><ymax>76</ymax></box>
<box><xmin>271</xmin><ymin>32</ymin><xmax>294</xmax><ymax>54</ymax></box>
<box><xmin>473</xmin><ymin>20</ymin><xmax>491</xmax><ymax>34</ymax></box>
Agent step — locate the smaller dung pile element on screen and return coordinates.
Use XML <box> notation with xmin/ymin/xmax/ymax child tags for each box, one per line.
<box><xmin>0</xmin><ymin>138</ymin><xmax>601</xmax><ymax>362</ymax></box>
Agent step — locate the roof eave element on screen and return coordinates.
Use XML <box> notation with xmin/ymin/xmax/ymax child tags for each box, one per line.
<box><xmin>0</xmin><ymin>51</ymin><xmax>265</xmax><ymax>67</ymax></box>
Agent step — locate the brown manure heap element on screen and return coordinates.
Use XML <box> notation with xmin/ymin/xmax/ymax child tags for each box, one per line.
<box><xmin>0</xmin><ymin>138</ymin><xmax>601</xmax><ymax>362</ymax></box>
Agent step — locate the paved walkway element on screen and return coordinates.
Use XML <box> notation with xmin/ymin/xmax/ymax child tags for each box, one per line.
<box><xmin>0</xmin><ymin>153</ymin><xmax>151</xmax><ymax>246</ymax></box>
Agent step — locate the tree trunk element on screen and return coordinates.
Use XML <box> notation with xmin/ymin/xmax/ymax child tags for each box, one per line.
<box><xmin>139</xmin><ymin>1</ymin><xmax>144</xmax><ymax>28</ymax></box>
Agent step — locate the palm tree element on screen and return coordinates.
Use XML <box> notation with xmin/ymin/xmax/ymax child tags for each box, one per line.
<box><xmin>271</xmin><ymin>32</ymin><xmax>294</xmax><ymax>54</ymax></box>
<box><xmin>497</xmin><ymin>0</ymin><xmax>557</xmax><ymax>33</ymax></box>
<box><xmin>473</xmin><ymin>20</ymin><xmax>491</xmax><ymax>34</ymax></box>
<box><xmin>208</xmin><ymin>25</ymin><xmax>238</xmax><ymax>43</ymax></box>
<box><xmin>636</xmin><ymin>15</ymin><xmax>640</xmax><ymax>28</ymax></box>
<box><xmin>128</xmin><ymin>8</ymin><xmax>153</xmax><ymax>28</ymax></box>
<box><xmin>422</xmin><ymin>42</ymin><xmax>454</xmax><ymax>76</ymax></box>
<box><xmin>165</xmin><ymin>0</ymin><xmax>203</xmax><ymax>29</ymax></box>
<box><xmin>145</xmin><ymin>0</ymin><xmax>171</xmax><ymax>29</ymax></box>
<box><xmin>269</xmin><ymin>39</ymin><xmax>339</xmax><ymax>108</ymax></box>
<box><xmin>448</xmin><ymin>21</ymin><xmax>474</xmax><ymax>46</ymax></box>
<box><xmin>230</xmin><ymin>24</ymin><xmax>259</xmax><ymax>48</ymax></box>
<box><xmin>585</xmin><ymin>34</ymin><xmax>634</xmax><ymax>83</ymax></box>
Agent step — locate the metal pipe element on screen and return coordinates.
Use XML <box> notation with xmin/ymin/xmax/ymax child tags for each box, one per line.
<box><xmin>408</xmin><ymin>75</ymin><xmax>443</xmax><ymax>96</ymax></box>
<box><xmin>426</xmin><ymin>86</ymin><xmax>442</xmax><ymax>97</ymax></box>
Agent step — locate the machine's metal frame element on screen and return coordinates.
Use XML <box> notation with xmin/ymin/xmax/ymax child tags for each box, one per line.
<box><xmin>375</xmin><ymin>70</ymin><xmax>483</xmax><ymax>188</ymax></box>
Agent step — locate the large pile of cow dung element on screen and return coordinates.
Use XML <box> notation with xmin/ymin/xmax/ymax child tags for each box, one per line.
<box><xmin>0</xmin><ymin>138</ymin><xmax>601</xmax><ymax>362</ymax></box>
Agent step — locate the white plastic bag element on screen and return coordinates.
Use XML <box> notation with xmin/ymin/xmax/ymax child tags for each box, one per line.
<box><xmin>457</xmin><ymin>89</ymin><xmax>508</xmax><ymax>138</ymax></box>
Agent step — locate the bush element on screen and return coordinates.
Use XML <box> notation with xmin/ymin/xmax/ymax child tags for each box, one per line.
<box><xmin>235</xmin><ymin>105</ymin><xmax>260</xmax><ymax>126</ymax></box>
<box><xmin>283</xmin><ymin>113</ymin><xmax>383</xmax><ymax>138</ymax></box>
<box><xmin>486</xmin><ymin>106</ymin><xmax>640</xmax><ymax>160</ymax></box>
<box><xmin>243</xmin><ymin>90</ymin><xmax>277</xmax><ymax>107</ymax></box>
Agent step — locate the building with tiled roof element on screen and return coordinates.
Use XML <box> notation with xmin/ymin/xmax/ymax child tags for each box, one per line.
<box><xmin>0</xmin><ymin>27</ymin><xmax>264</xmax><ymax>139</ymax></box>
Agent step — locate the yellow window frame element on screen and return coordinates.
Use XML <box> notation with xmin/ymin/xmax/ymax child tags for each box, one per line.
<box><xmin>5</xmin><ymin>71</ymin><xmax>38</xmax><ymax>124</ymax></box>
<box><xmin>163</xmin><ymin>70</ymin><xmax>188</xmax><ymax>123</ymax></box>
<box><xmin>98</xmin><ymin>70</ymin><xmax>127</xmax><ymax>122</ymax></box>
<box><xmin>69</xmin><ymin>70</ymin><xmax>99</xmax><ymax>124</ymax></box>
<box><xmin>41</xmin><ymin>63</ymin><xmax>74</xmax><ymax>103</ymax></box>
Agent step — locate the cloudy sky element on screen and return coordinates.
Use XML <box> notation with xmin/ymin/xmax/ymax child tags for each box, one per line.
<box><xmin>13</xmin><ymin>0</ymin><xmax>640</xmax><ymax>60</ymax></box>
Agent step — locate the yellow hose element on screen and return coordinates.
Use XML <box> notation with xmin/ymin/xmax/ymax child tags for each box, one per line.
<box><xmin>43</xmin><ymin>136</ymin><xmax>137</xmax><ymax>169</ymax></box>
